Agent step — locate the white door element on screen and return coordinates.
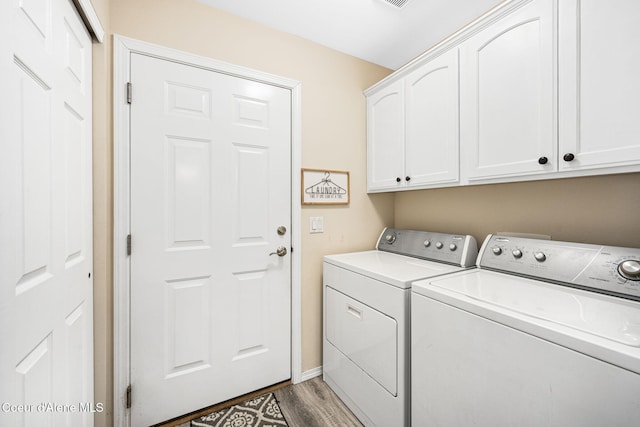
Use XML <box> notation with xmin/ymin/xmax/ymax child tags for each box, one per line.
<box><xmin>460</xmin><ymin>0</ymin><xmax>555</xmax><ymax>181</ymax></box>
<box><xmin>0</xmin><ymin>0</ymin><xmax>94</xmax><ymax>426</ymax></box>
<box><xmin>405</xmin><ymin>49</ymin><xmax>460</xmax><ymax>187</ymax></box>
<box><xmin>129</xmin><ymin>53</ymin><xmax>292</xmax><ymax>426</ymax></box>
<box><xmin>366</xmin><ymin>79</ymin><xmax>405</xmax><ymax>191</ymax></box>
<box><xmin>559</xmin><ymin>0</ymin><xmax>640</xmax><ymax>171</ymax></box>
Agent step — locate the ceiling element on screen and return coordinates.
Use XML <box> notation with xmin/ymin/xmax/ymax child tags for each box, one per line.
<box><xmin>196</xmin><ymin>0</ymin><xmax>505</xmax><ymax>70</ymax></box>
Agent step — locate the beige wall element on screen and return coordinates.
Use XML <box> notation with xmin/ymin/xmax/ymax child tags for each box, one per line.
<box><xmin>91</xmin><ymin>0</ymin><xmax>393</xmax><ymax>425</ymax></box>
<box><xmin>395</xmin><ymin>173</ymin><xmax>640</xmax><ymax>249</ymax></box>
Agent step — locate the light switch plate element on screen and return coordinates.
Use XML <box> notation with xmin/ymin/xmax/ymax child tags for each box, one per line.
<box><xmin>310</xmin><ymin>216</ymin><xmax>324</xmax><ymax>233</ymax></box>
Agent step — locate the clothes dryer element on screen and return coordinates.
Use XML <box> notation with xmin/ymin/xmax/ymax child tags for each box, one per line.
<box><xmin>323</xmin><ymin>228</ymin><xmax>478</xmax><ymax>426</ymax></box>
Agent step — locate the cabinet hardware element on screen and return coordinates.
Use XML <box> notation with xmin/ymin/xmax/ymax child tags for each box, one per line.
<box><xmin>538</xmin><ymin>157</ymin><xmax>548</xmax><ymax>165</ymax></box>
<box><xmin>563</xmin><ymin>153</ymin><xmax>575</xmax><ymax>162</ymax></box>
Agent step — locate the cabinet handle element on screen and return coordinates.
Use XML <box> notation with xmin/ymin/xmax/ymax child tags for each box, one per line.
<box><xmin>405</xmin><ymin>176</ymin><xmax>411</xmax><ymax>182</ymax></box>
<box><xmin>563</xmin><ymin>153</ymin><xmax>575</xmax><ymax>162</ymax></box>
<box><xmin>396</xmin><ymin>177</ymin><xmax>401</xmax><ymax>183</ymax></box>
<box><xmin>538</xmin><ymin>156</ymin><xmax>548</xmax><ymax>165</ymax></box>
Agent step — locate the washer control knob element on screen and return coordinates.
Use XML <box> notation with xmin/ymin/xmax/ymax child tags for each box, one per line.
<box><xmin>492</xmin><ymin>246</ymin><xmax>502</xmax><ymax>255</ymax></box>
<box><xmin>423</xmin><ymin>240</ymin><xmax>431</xmax><ymax>247</ymax></box>
<box><xmin>618</xmin><ymin>260</ymin><xmax>640</xmax><ymax>281</ymax></box>
<box><xmin>385</xmin><ymin>233</ymin><xmax>396</xmax><ymax>244</ymax></box>
<box><xmin>435</xmin><ymin>242</ymin><xmax>443</xmax><ymax>249</ymax></box>
<box><xmin>534</xmin><ymin>251</ymin><xmax>547</xmax><ymax>262</ymax></box>
<box><xmin>449</xmin><ymin>243</ymin><xmax>457</xmax><ymax>251</ymax></box>
<box><xmin>512</xmin><ymin>249</ymin><xmax>523</xmax><ymax>259</ymax></box>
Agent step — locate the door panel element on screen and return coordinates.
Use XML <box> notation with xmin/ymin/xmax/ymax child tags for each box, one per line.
<box><xmin>0</xmin><ymin>0</ymin><xmax>93</xmax><ymax>426</ymax></box>
<box><xmin>166</xmin><ymin>137</ymin><xmax>212</xmax><ymax>250</ymax></box>
<box><xmin>366</xmin><ymin>80</ymin><xmax>405</xmax><ymax>191</ymax></box>
<box><xmin>559</xmin><ymin>0</ymin><xmax>640</xmax><ymax>170</ymax></box>
<box><xmin>405</xmin><ymin>48</ymin><xmax>460</xmax><ymax>186</ymax></box>
<box><xmin>461</xmin><ymin>0</ymin><xmax>555</xmax><ymax>180</ymax></box>
<box><xmin>130</xmin><ymin>53</ymin><xmax>292</xmax><ymax>426</ymax></box>
<box><xmin>165</xmin><ymin>276</ymin><xmax>212</xmax><ymax>378</ymax></box>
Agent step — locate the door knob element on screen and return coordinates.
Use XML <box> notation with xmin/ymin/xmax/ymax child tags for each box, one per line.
<box><xmin>269</xmin><ymin>246</ymin><xmax>288</xmax><ymax>257</ymax></box>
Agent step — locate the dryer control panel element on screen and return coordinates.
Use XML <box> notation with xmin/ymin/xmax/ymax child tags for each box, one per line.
<box><xmin>479</xmin><ymin>234</ymin><xmax>640</xmax><ymax>300</ymax></box>
<box><xmin>377</xmin><ymin>228</ymin><xmax>478</xmax><ymax>267</ymax></box>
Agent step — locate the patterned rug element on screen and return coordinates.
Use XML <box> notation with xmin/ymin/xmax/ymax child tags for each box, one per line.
<box><xmin>191</xmin><ymin>393</ymin><xmax>289</xmax><ymax>427</ymax></box>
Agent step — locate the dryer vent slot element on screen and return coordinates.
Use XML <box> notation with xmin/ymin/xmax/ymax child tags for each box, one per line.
<box><xmin>380</xmin><ymin>0</ymin><xmax>412</xmax><ymax>9</ymax></box>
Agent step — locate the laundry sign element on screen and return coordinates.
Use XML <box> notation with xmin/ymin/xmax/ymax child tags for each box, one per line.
<box><xmin>301</xmin><ymin>168</ymin><xmax>350</xmax><ymax>205</ymax></box>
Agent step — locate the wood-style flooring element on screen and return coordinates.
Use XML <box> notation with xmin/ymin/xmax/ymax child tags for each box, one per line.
<box><xmin>274</xmin><ymin>377</ymin><xmax>363</xmax><ymax>427</ymax></box>
<box><xmin>169</xmin><ymin>376</ymin><xmax>363</xmax><ymax>427</ymax></box>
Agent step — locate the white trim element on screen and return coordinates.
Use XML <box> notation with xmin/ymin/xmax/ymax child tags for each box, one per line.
<box><xmin>112</xmin><ymin>35</ymin><xmax>303</xmax><ymax>427</ymax></box>
<box><xmin>71</xmin><ymin>0</ymin><xmax>105</xmax><ymax>42</ymax></box>
<box><xmin>290</xmin><ymin>83</ymin><xmax>303</xmax><ymax>385</ymax></box>
<box><xmin>300</xmin><ymin>366</ymin><xmax>323</xmax><ymax>382</ymax></box>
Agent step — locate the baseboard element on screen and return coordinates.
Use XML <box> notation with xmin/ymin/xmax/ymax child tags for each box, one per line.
<box><xmin>299</xmin><ymin>366</ymin><xmax>322</xmax><ymax>383</ymax></box>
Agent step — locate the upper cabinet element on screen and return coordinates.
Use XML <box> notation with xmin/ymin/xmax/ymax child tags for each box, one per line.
<box><xmin>367</xmin><ymin>49</ymin><xmax>459</xmax><ymax>192</ymax></box>
<box><xmin>405</xmin><ymin>49</ymin><xmax>459</xmax><ymax>188</ymax></box>
<box><xmin>366</xmin><ymin>0</ymin><xmax>640</xmax><ymax>192</ymax></box>
<box><xmin>366</xmin><ymin>79</ymin><xmax>405</xmax><ymax>191</ymax></box>
<box><xmin>460</xmin><ymin>0</ymin><xmax>555</xmax><ymax>181</ymax></box>
<box><xmin>558</xmin><ymin>0</ymin><xmax>640</xmax><ymax>172</ymax></box>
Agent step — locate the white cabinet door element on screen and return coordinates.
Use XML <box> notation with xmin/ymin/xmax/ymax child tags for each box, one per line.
<box><xmin>461</xmin><ymin>0</ymin><xmax>556</xmax><ymax>181</ymax></box>
<box><xmin>559</xmin><ymin>0</ymin><xmax>640</xmax><ymax>171</ymax></box>
<box><xmin>405</xmin><ymin>49</ymin><xmax>460</xmax><ymax>187</ymax></box>
<box><xmin>367</xmin><ymin>80</ymin><xmax>405</xmax><ymax>191</ymax></box>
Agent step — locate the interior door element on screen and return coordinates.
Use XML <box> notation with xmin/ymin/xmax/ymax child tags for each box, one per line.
<box><xmin>0</xmin><ymin>0</ymin><xmax>94</xmax><ymax>426</ymax></box>
<box><xmin>129</xmin><ymin>53</ymin><xmax>292</xmax><ymax>426</ymax></box>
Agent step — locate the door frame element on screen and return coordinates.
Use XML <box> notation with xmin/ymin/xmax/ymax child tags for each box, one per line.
<box><xmin>112</xmin><ymin>35</ymin><xmax>302</xmax><ymax>427</ymax></box>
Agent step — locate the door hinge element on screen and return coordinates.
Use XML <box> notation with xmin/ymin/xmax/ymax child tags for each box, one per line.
<box><xmin>126</xmin><ymin>234</ymin><xmax>132</xmax><ymax>256</ymax></box>
<box><xmin>126</xmin><ymin>82</ymin><xmax>132</xmax><ymax>104</ymax></box>
<box><xmin>126</xmin><ymin>384</ymin><xmax>132</xmax><ymax>409</ymax></box>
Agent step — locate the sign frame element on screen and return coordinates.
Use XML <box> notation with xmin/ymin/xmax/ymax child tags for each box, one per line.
<box><xmin>301</xmin><ymin>168</ymin><xmax>350</xmax><ymax>205</ymax></box>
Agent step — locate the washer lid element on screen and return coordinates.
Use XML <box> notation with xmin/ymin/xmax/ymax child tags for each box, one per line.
<box><xmin>413</xmin><ymin>269</ymin><xmax>640</xmax><ymax>373</ymax></box>
<box><xmin>324</xmin><ymin>250</ymin><xmax>466</xmax><ymax>289</ymax></box>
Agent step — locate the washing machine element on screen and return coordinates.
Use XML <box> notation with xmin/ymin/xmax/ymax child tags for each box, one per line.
<box><xmin>323</xmin><ymin>227</ymin><xmax>478</xmax><ymax>427</ymax></box>
<box><xmin>412</xmin><ymin>234</ymin><xmax>640</xmax><ymax>427</ymax></box>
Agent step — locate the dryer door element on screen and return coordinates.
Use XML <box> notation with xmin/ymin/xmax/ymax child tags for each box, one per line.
<box><xmin>325</xmin><ymin>286</ymin><xmax>397</xmax><ymax>395</ymax></box>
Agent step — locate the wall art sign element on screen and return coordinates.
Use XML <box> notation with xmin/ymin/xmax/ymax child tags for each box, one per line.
<box><xmin>301</xmin><ymin>168</ymin><xmax>350</xmax><ymax>205</ymax></box>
